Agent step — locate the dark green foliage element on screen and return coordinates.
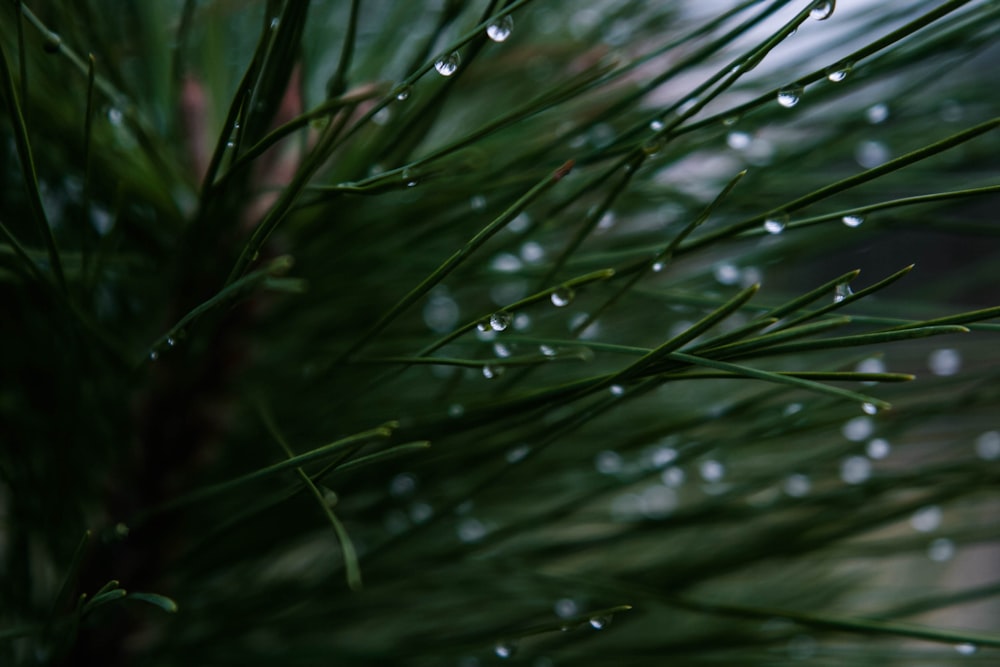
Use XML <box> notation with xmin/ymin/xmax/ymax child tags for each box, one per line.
<box><xmin>2</xmin><ymin>1</ymin><xmax>999</xmax><ymax>665</ymax></box>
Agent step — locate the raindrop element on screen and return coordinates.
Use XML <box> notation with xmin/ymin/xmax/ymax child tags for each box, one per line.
<box><xmin>776</xmin><ymin>85</ymin><xmax>803</xmax><ymax>109</ymax></box>
<box><xmin>928</xmin><ymin>537</ymin><xmax>955</xmax><ymax>562</ymax></box>
<box><xmin>866</xmin><ymin>103</ymin><xmax>889</xmax><ymax>124</ymax></box>
<box><xmin>763</xmin><ymin>216</ymin><xmax>787</xmax><ymax>235</ymax></box>
<box><xmin>491</xmin><ymin>252</ymin><xmax>523</xmax><ymax>273</ymax></box>
<box><xmin>714</xmin><ymin>263</ymin><xmax>741</xmax><ymax>285</ymax></box>
<box><xmin>520</xmin><ymin>241</ymin><xmax>545</xmax><ymax>263</ymax></box>
<box><xmin>783</xmin><ymin>473</ymin><xmax>811</xmax><ymax>497</ymax></box>
<box><xmin>555</xmin><ymin>598</ymin><xmax>579</xmax><ymax>618</ymax></box>
<box><xmin>509</xmin><ymin>212</ymin><xmax>532</xmax><ymax>233</ymax></box>
<box><xmin>651</xmin><ymin>260</ymin><xmax>665</xmax><ymax>273</ymax></box>
<box><xmin>642</xmin><ymin>137</ymin><xmax>664</xmax><ymax>156</ymax></box>
<box><xmin>842</xmin><ymin>416</ymin><xmax>874</xmax><ymax>442</ymax></box>
<box><xmin>840</xmin><ymin>455</ymin><xmax>871</xmax><ymax>484</ymax></box>
<box><xmin>107</xmin><ymin>107</ymin><xmax>124</xmax><ymax>126</ymax></box>
<box><xmin>434</xmin><ymin>52</ymin><xmax>461</xmax><ymax>77</ymax></box>
<box><xmin>833</xmin><ymin>282</ymin><xmax>853</xmax><ymax>303</ymax></box>
<box><xmin>649</xmin><ymin>119</ymin><xmax>665</xmax><ymax>131</ymax></box>
<box><xmin>550</xmin><ymin>286</ymin><xmax>575</xmax><ymax>307</ymax></box>
<box><xmin>166</xmin><ymin>336</ymin><xmax>176</xmax><ymax>347</ymax></box>
<box><xmin>423</xmin><ymin>294</ymin><xmax>460</xmax><ymax>333</ymax></box>
<box><xmin>841</xmin><ymin>214</ymin><xmax>865</xmax><ymax>228</ymax></box>
<box><xmin>727</xmin><ymin>131</ymin><xmax>752</xmax><ymax>150</ymax></box>
<box><xmin>539</xmin><ymin>344</ymin><xmax>557</xmax><ymax>357</ymax></box>
<box><xmin>597</xmin><ymin>211</ymin><xmax>616</xmax><ymax>230</ymax></box>
<box><xmin>269</xmin><ymin>16</ymin><xmax>280</xmax><ymax>29</ymax></box>
<box><xmin>394</xmin><ymin>85</ymin><xmax>411</xmax><ymax>101</ymax></box>
<box><xmin>784</xmin><ymin>402</ymin><xmax>803</xmax><ymax>416</ymax></box>
<box><xmin>910</xmin><ymin>505</ymin><xmax>942</xmax><ymax>533</ymax></box>
<box><xmin>861</xmin><ymin>402</ymin><xmax>878</xmax><ymax>415</ymax></box>
<box><xmin>975</xmin><ymin>431</ymin><xmax>1000</xmax><ymax>460</ymax></box>
<box><xmin>493</xmin><ymin>342</ymin><xmax>512</xmax><ymax>358</ymax></box>
<box><xmin>954</xmin><ymin>643</ymin><xmax>978</xmax><ymax>656</ymax></box>
<box><xmin>409</xmin><ymin>502</ymin><xmax>433</xmax><ymax>523</ymax></box>
<box><xmin>489</xmin><ymin>311</ymin><xmax>513</xmax><ymax>332</ymax></box>
<box><xmin>226</xmin><ymin>140</ymin><xmax>236</xmax><ymax>149</ymax></box>
<box><xmin>699</xmin><ymin>459</ymin><xmax>725</xmax><ymax>483</ymax></box>
<box><xmin>148</xmin><ymin>350</ymin><xmax>159</xmax><ymax>361</ymax></box>
<box><xmin>486</xmin><ymin>14</ymin><xmax>514</xmax><ymax>42</ymax></box>
<box><xmin>514</xmin><ymin>313</ymin><xmax>532</xmax><ymax>331</ymax></box>
<box><xmin>825</xmin><ymin>63</ymin><xmax>851</xmax><ymax>82</ymax></box>
<box><xmin>866</xmin><ymin>438</ymin><xmax>891</xmax><ymax>460</ymax></box>
<box><xmin>928</xmin><ymin>348</ymin><xmax>961</xmax><ymax>376</ymax></box>
<box><xmin>809</xmin><ymin>1</ymin><xmax>835</xmax><ymax>20</ymax></box>
<box><xmin>506</xmin><ymin>444</ymin><xmax>530</xmax><ymax>463</ymax></box>
<box><xmin>457</xmin><ymin>517</ymin><xmax>487</xmax><ymax>543</ymax></box>
<box><xmin>470</xmin><ymin>195</ymin><xmax>487</xmax><ymax>211</ymax></box>
<box><xmin>661</xmin><ymin>466</ymin><xmax>685</xmax><ymax>488</ymax></box>
<box><xmin>482</xmin><ymin>364</ymin><xmax>505</xmax><ymax>380</ymax></box>
<box><xmin>589</xmin><ymin>615</ymin><xmax>612</xmax><ymax>630</ymax></box>
<box><xmin>476</xmin><ymin>320</ymin><xmax>491</xmax><ymax>333</ymax></box>
<box><xmin>595</xmin><ymin>450</ymin><xmax>623</xmax><ymax>474</ymax></box>
<box><xmin>649</xmin><ymin>446</ymin><xmax>677</xmax><ymax>468</ymax></box>
<box><xmin>372</xmin><ymin>107</ymin><xmax>391</xmax><ymax>125</ymax></box>
<box><xmin>494</xmin><ymin>641</ymin><xmax>516</xmax><ymax>659</ymax></box>
<box><xmin>390</xmin><ymin>472</ymin><xmax>418</xmax><ymax>497</ymax></box>
<box><xmin>609</xmin><ymin>384</ymin><xmax>625</xmax><ymax>397</ymax></box>
<box><xmin>855</xmin><ymin>140</ymin><xmax>890</xmax><ymax>168</ymax></box>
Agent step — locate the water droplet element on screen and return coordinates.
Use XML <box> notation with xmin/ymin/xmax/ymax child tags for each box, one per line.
<box><xmin>107</xmin><ymin>107</ymin><xmax>124</xmax><ymax>125</ymax></box>
<box><xmin>866</xmin><ymin>103</ymin><xmax>889</xmax><ymax>124</ymax></box>
<box><xmin>642</xmin><ymin>137</ymin><xmax>663</xmax><ymax>155</ymax></box>
<box><xmin>448</xmin><ymin>403</ymin><xmax>465</xmax><ymax>418</ymax></box>
<box><xmin>776</xmin><ymin>85</ymin><xmax>803</xmax><ymax>108</ymax></box>
<box><xmin>861</xmin><ymin>402</ymin><xmax>878</xmax><ymax>415</ymax></box>
<box><xmin>928</xmin><ymin>348</ymin><xmax>961</xmax><ymax>376</ymax></box>
<box><xmin>482</xmin><ymin>364</ymin><xmax>505</xmax><ymax>380</ymax></box>
<box><xmin>597</xmin><ymin>211</ymin><xmax>616</xmax><ymax>230</ymax></box>
<box><xmin>550</xmin><ymin>286</ymin><xmax>575</xmax><ymax>307</ymax></box>
<box><xmin>589</xmin><ymin>615</ymin><xmax>612</xmax><ymax>630</ymax></box>
<box><xmin>928</xmin><ymin>537</ymin><xmax>955</xmax><ymax>562</ymax></box>
<box><xmin>763</xmin><ymin>216</ymin><xmax>787</xmax><ymax>234</ymax></box>
<box><xmin>649</xmin><ymin>445</ymin><xmax>677</xmax><ymax>468</ymax></box>
<box><xmin>269</xmin><ymin>16</ymin><xmax>280</xmax><ymax>30</ymax></box>
<box><xmin>809</xmin><ymin>0</ymin><xmax>835</xmax><ymax>20</ymax></box>
<box><xmin>727</xmin><ymin>131</ymin><xmax>752</xmax><ymax>150</ymax></box>
<box><xmin>506</xmin><ymin>444</ymin><xmax>530</xmax><ymax>463</ymax></box>
<box><xmin>784</xmin><ymin>402</ymin><xmax>804</xmax><ymax>416</ymax></box>
<box><xmin>783</xmin><ymin>473</ymin><xmax>811</xmax><ymax>497</ymax></box>
<box><xmin>855</xmin><ymin>139</ymin><xmax>891</xmax><ymax>168</ymax></box>
<box><xmin>910</xmin><ymin>505</ymin><xmax>942</xmax><ymax>533</ymax></box>
<box><xmin>394</xmin><ymin>85</ymin><xmax>411</xmax><ymax>101</ymax></box>
<box><xmin>651</xmin><ymin>260</ymin><xmax>665</xmax><ymax>272</ymax></box>
<box><xmin>714</xmin><ymin>263</ymin><xmax>741</xmax><ymax>285</ymax></box>
<box><xmin>166</xmin><ymin>336</ymin><xmax>176</xmax><ymax>347</ymax></box>
<box><xmin>649</xmin><ymin>119</ymin><xmax>665</xmax><ymax>131</ymax></box>
<box><xmin>470</xmin><ymin>195</ymin><xmax>487</xmax><ymax>211</ymax></box>
<box><xmin>493</xmin><ymin>342</ymin><xmax>512</xmax><ymax>358</ymax></box>
<box><xmin>595</xmin><ymin>450</ymin><xmax>623</xmax><ymax>474</ymax></box>
<box><xmin>372</xmin><ymin>107</ymin><xmax>391</xmax><ymax>125</ymax></box>
<box><xmin>390</xmin><ymin>472</ymin><xmax>418</xmax><ymax>498</ymax></box>
<box><xmin>476</xmin><ymin>320</ymin><xmax>491</xmax><ymax>333</ymax></box>
<box><xmin>494</xmin><ymin>640</ymin><xmax>516</xmax><ymax>659</ymax></box>
<box><xmin>434</xmin><ymin>52</ymin><xmax>460</xmax><ymax>77</ymax></box>
<box><xmin>825</xmin><ymin>63</ymin><xmax>851</xmax><ymax>82</ymax></box>
<box><xmin>409</xmin><ymin>501</ymin><xmax>433</xmax><ymax>524</ymax></box>
<box><xmin>833</xmin><ymin>282</ymin><xmax>853</xmax><ymax>303</ymax></box>
<box><xmin>843</xmin><ymin>416</ymin><xmax>874</xmax><ymax>442</ymax></box>
<box><xmin>458</xmin><ymin>517</ymin><xmax>487</xmax><ymax>543</ymax></box>
<box><xmin>842</xmin><ymin>214</ymin><xmax>865</xmax><ymax>228</ymax></box>
<box><xmin>423</xmin><ymin>294</ymin><xmax>460</xmax><ymax>333</ymax></box>
<box><xmin>513</xmin><ymin>313</ymin><xmax>531</xmax><ymax>331</ymax></box>
<box><xmin>661</xmin><ymin>466</ymin><xmax>685</xmax><ymax>488</ymax></box>
<box><xmin>840</xmin><ymin>455</ymin><xmax>871</xmax><ymax>484</ymax></box>
<box><xmin>699</xmin><ymin>459</ymin><xmax>725</xmax><ymax>482</ymax></box>
<box><xmin>975</xmin><ymin>431</ymin><xmax>1000</xmax><ymax>460</ymax></box>
<box><xmin>508</xmin><ymin>212</ymin><xmax>531</xmax><ymax>233</ymax></box>
<box><xmin>866</xmin><ymin>438</ymin><xmax>891</xmax><ymax>460</ymax></box>
<box><xmin>555</xmin><ymin>598</ymin><xmax>579</xmax><ymax>618</ymax></box>
<box><xmin>489</xmin><ymin>311</ymin><xmax>513</xmax><ymax>332</ymax></box>
<box><xmin>491</xmin><ymin>252</ymin><xmax>523</xmax><ymax>273</ymax></box>
<box><xmin>539</xmin><ymin>344</ymin><xmax>557</xmax><ymax>357</ymax></box>
<box><xmin>609</xmin><ymin>384</ymin><xmax>625</xmax><ymax>397</ymax></box>
<box><xmin>486</xmin><ymin>14</ymin><xmax>513</xmax><ymax>42</ymax></box>
<box><xmin>149</xmin><ymin>350</ymin><xmax>159</xmax><ymax>361</ymax></box>
<box><xmin>520</xmin><ymin>241</ymin><xmax>545</xmax><ymax>264</ymax></box>
<box><xmin>954</xmin><ymin>642</ymin><xmax>978</xmax><ymax>656</ymax></box>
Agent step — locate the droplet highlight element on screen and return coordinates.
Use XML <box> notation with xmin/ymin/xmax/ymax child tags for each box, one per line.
<box><xmin>486</xmin><ymin>14</ymin><xmax>513</xmax><ymax>42</ymax></box>
<box><xmin>809</xmin><ymin>1</ymin><xmax>835</xmax><ymax>21</ymax></box>
<box><xmin>434</xmin><ymin>52</ymin><xmax>460</xmax><ymax>77</ymax></box>
<box><xmin>489</xmin><ymin>311</ymin><xmax>512</xmax><ymax>332</ymax></box>
<box><xmin>776</xmin><ymin>85</ymin><xmax>803</xmax><ymax>109</ymax></box>
<box><xmin>550</xmin><ymin>286</ymin><xmax>575</xmax><ymax>307</ymax></box>
<box><xmin>842</xmin><ymin>214</ymin><xmax>865</xmax><ymax>228</ymax></box>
